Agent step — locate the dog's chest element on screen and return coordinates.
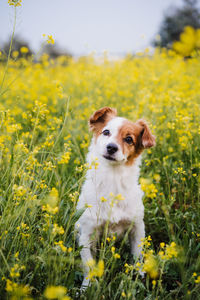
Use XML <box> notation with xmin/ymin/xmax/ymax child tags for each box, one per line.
<box><xmin>96</xmin><ymin>168</ymin><xmax>127</xmax><ymax>197</ymax></box>
<box><xmin>83</xmin><ymin>165</ymin><xmax>144</xmax><ymax>222</ymax></box>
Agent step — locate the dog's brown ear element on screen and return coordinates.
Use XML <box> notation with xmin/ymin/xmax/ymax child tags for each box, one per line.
<box><xmin>136</xmin><ymin>119</ymin><xmax>156</xmax><ymax>148</ymax></box>
<box><xmin>89</xmin><ymin>107</ymin><xmax>117</xmax><ymax>133</ymax></box>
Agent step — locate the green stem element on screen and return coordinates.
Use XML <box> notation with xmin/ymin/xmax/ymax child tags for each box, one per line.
<box><xmin>0</xmin><ymin>6</ymin><xmax>17</xmax><ymax>95</ymax></box>
<box><xmin>0</xmin><ymin>249</ymin><xmax>10</xmax><ymax>272</ymax></box>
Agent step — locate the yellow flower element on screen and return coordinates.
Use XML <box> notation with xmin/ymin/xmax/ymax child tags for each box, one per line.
<box><xmin>87</xmin><ymin>259</ymin><xmax>104</xmax><ymax>280</ymax></box>
<box><xmin>47</xmin><ymin>35</ymin><xmax>55</xmax><ymax>45</ymax></box>
<box><xmin>84</xmin><ymin>203</ymin><xmax>92</xmax><ymax>208</ymax></box>
<box><xmin>158</xmin><ymin>250</ymin><xmax>165</xmax><ymax>260</ymax></box>
<box><xmin>100</xmin><ymin>196</ymin><xmax>107</xmax><ymax>202</ymax></box>
<box><xmin>195</xmin><ymin>276</ymin><xmax>200</xmax><ymax>284</ymax></box>
<box><xmin>6</xmin><ymin>279</ymin><xmax>16</xmax><ymax>292</ymax></box>
<box><xmin>121</xmin><ymin>291</ymin><xmax>126</xmax><ymax>297</ymax></box>
<box><xmin>124</xmin><ymin>263</ymin><xmax>134</xmax><ymax>273</ymax></box>
<box><xmin>54</xmin><ymin>241</ymin><xmax>67</xmax><ymax>252</ymax></box>
<box><xmin>42</xmin><ymin>204</ymin><xmax>59</xmax><ymax>214</ymax></box>
<box><xmin>165</xmin><ymin>242</ymin><xmax>178</xmax><ymax>259</ymax></box>
<box><xmin>44</xmin><ymin>286</ymin><xmax>67</xmax><ymax>299</ymax></box>
<box><xmin>52</xmin><ymin>223</ymin><xmax>64</xmax><ymax>235</ymax></box>
<box><xmin>111</xmin><ymin>247</ymin><xmax>115</xmax><ymax>253</ymax></box>
<box><xmin>152</xmin><ymin>280</ymin><xmax>157</xmax><ymax>287</ymax></box>
<box><xmin>158</xmin><ymin>241</ymin><xmax>179</xmax><ymax>260</ymax></box>
<box><xmin>20</xmin><ymin>46</ymin><xmax>29</xmax><ymax>54</ymax></box>
<box><xmin>143</xmin><ymin>251</ymin><xmax>159</xmax><ymax>279</ymax></box>
<box><xmin>160</xmin><ymin>242</ymin><xmax>165</xmax><ymax>249</ymax></box>
<box><xmin>115</xmin><ymin>194</ymin><xmax>125</xmax><ymax>201</ymax></box>
<box><xmin>12</xmin><ymin>50</ymin><xmax>19</xmax><ymax>58</ymax></box>
<box><xmin>58</xmin><ymin>151</ymin><xmax>71</xmax><ymax>164</ymax></box>
<box><xmin>86</xmin><ymin>259</ymin><xmax>95</xmax><ymax>268</ymax></box>
<box><xmin>44</xmin><ymin>188</ymin><xmax>59</xmax><ymax>211</ymax></box>
<box><xmin>6</xmin><ymin>280</ymin><xmax>29</xmax><ymax>296</ymax></box>
<box><xmin>68</xmin><ymin>247</ymin><xmax>72</xmax><ymax>253</ymax></box>
<box><xmin>153</xmin><ymin>173</ymin><xmax>161</xmax><ymax>182</ymax></box>
<box><xmin>8</xmin><ymin>0</ymin><xmax>22</xmax><ymax>7</ymax></box>
<box><xmin>89</xmin><ymin>157</ymin><xmax>99</xmax><ymax>169</ymax></box>
<box><xmin>140</xmin><ymin>178</ymin><xmax>158</xmax><ymax>199</ymax></box>
<box><xmin>173</xmin><ymin>26</ymin><xmax>196</xmax><ymax>57</ymax></box>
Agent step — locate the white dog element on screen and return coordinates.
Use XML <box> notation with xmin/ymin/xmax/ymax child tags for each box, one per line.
<box><xmin>76</xmin><ymin>107</ymin><xmax>155</xmax><ymax>288</ymax></box>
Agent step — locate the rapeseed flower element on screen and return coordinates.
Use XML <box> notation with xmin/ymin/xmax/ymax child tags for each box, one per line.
<box><xmin>195</xmin><ymin>276</ymin><xmax>200</xmax><ymax>284</ymax></box>
<box><xmin>173</xmin><ymin>26</ymin><xmax>200</xmax><ymax>57</ymax></box>
<box><xmin>54</xmin><ymin>241</ymin><xmax>67</xmax><ymax>252</ymax></box>
<box><xmin>44</xmin><ymin>286</ymin><xmax>69</xmax><ymax>299</ymax></box>
<box><xmin>8</xmin><ymin>0</ymin><xmax>22</xmax><ymax>6</ymax></box>
<box><xmin>143</xmin><ymin>251</ymin><xmax>159</xmax><ymax>279</ymax></box>
<box><xmin>20</xmin><ymin>46</ymin><xmax>29</xmax><ymax>54</ymax></box>
<box><xmin>158</xmin><ymin>242</ymin><xmax>179</xmax><ymax>260</ymax></box>
<box><xmin>52</xmin><ymin>223</ymin><xmax>64</xmax><ymax>235</ymax></box>
<box><xmin>47</xmin><ymin>35</ymin><xmax>55</xmax><ymax>44</ymax></box>
<box><xmin>140</xmin><ymin>178</ymin><xmax>158</xmax><ymax>199</ymax></box>
<box><xmin>87</xmin><ymin>259</ymin><xmax>104</xmax><ymax>280</ymax></box>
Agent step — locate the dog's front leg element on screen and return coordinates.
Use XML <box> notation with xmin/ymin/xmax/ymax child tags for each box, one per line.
<box><xmin>79</xmin><ymin>233</ymin><xmax>94</xmax><ymax>289</ymax></box>
<box><xmin>129</xmin><ymin>220</ymin><xmax>145</xmax><ymax>276</ymax></box>
<box><xmin>130</xmin><ymin>219</ymin><xmax>145</xmax><ymax>257</ymax></box>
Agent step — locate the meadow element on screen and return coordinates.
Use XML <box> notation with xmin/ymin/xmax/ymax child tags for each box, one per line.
<box><xmin>0</xmin><ymin>39</ymin><xmax>200</xmax><ymax>299</ymax></box>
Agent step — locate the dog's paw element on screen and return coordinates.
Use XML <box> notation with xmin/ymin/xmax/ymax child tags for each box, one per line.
<box><xmin>80</xmin><ymin>277</ymin><xmax>90</xmax><ymax>292</ymax></box>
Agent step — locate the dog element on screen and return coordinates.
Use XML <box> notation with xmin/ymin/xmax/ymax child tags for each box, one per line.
<box><xmin>76</xmin><ymin>107</ymin><xmax>155</xmax><ymax>288</ymax></box>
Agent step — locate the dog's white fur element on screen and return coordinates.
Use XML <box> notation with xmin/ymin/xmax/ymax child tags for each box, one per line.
<box><xmin>76</xmin><ymin>107</ymin><xmax>155</xmax><ymax>288</ymax></box>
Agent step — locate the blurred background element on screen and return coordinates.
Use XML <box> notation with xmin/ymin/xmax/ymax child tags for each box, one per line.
<box><xmin>0</xmin><ymin>0</ymin><xmax>200</xmax><ymax>59</ymax></box>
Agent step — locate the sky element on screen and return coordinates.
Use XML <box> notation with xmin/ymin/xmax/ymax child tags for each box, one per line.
<box><xmin>0</xmin><ymin>0</ymin><xmax>185</xmax><ymax>57</ymax></box>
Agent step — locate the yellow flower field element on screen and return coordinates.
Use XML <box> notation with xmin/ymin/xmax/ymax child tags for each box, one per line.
<box><xmin>0</xmin><ymin>40</ymin><xmax>200</xmax><ymax>298</ymax></box>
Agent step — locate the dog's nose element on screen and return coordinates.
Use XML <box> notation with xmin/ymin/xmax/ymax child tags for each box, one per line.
<box><xmin>107</xmin><ymin>143</ymin><xmax>118</xmax><ymax>155</ymax></box>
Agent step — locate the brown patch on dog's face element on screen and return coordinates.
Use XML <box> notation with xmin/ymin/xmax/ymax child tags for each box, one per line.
<box><xmin>89</xmin><ymin>107</ymin><xmax>117</xmax><ymax>137</ymax></box>
<box><xmin>117</xmin><ymin>119</ymin><xmax>155</xmax><ymax>166</ymax></box>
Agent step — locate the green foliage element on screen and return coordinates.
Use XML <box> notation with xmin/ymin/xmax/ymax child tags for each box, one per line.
<box><xmin>154</xmin><ymin>0</ymin><xmax>200</xmax><ymax>48</ymax></box>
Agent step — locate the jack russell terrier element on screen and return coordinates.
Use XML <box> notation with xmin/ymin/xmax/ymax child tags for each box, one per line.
<box><xmin>76</xmin><ymin>107</ymin><xmax>155</xmax><ymax>288</ymax></box>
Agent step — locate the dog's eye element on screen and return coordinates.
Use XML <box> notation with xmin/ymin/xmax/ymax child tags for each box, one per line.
<box><xmin>124</xmin><ymin>136</ymin><xmax>133</xmax><ymax>145</ymax></box>
<box><xmin>102</xmin><ymin>129</ymin><xmax>110</xmax><ymax>136</ymax></box>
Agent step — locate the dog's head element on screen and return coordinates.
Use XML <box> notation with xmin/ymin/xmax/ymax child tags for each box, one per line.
<box><xmin>89</xmin><ymin>107</ymin><xmax>155</xmax><ymax>165</ymax></box>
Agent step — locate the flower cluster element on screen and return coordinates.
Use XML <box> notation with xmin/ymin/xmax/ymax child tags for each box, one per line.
<box><xmin>140</xmin><ymin>178</ymin><xmax>158</xmax><ymax>200</ymax></box>
<box><xmin>173</xmin><ymin>26</ymin><xmax>200</xmax><ymax>57</ymax></box>
<box><xmin>143</xmin><ymin>250</ymin><xmax>159</xmax><ymax>279</ymax></box>
<box><xmin>135</xmin><ymin>236</ymin><xmax>180</xmax><ymax>285</ymax></box>
<box><xmin>86</xmin><ymin>259</ymin><xmax>104</xmax><ymax>280</ymax></box>
<box><xmin>8</xmin><ymin>0</ymin><xmax>22</xmax><ymax>7</ymax></box>
<box><xmin>158</xmin><ymin>242</ymin><xmax>179</xmax><ymax>260</ymax></box>
<box><xmin>43</xmin><ymin>34</ymin><xmax>55</xmax><ymax>45</ymax></box>
<box><xmin>44</xmin><ymin>286</ymin><xmax>71</xmax><ymax>300</ymax></box>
